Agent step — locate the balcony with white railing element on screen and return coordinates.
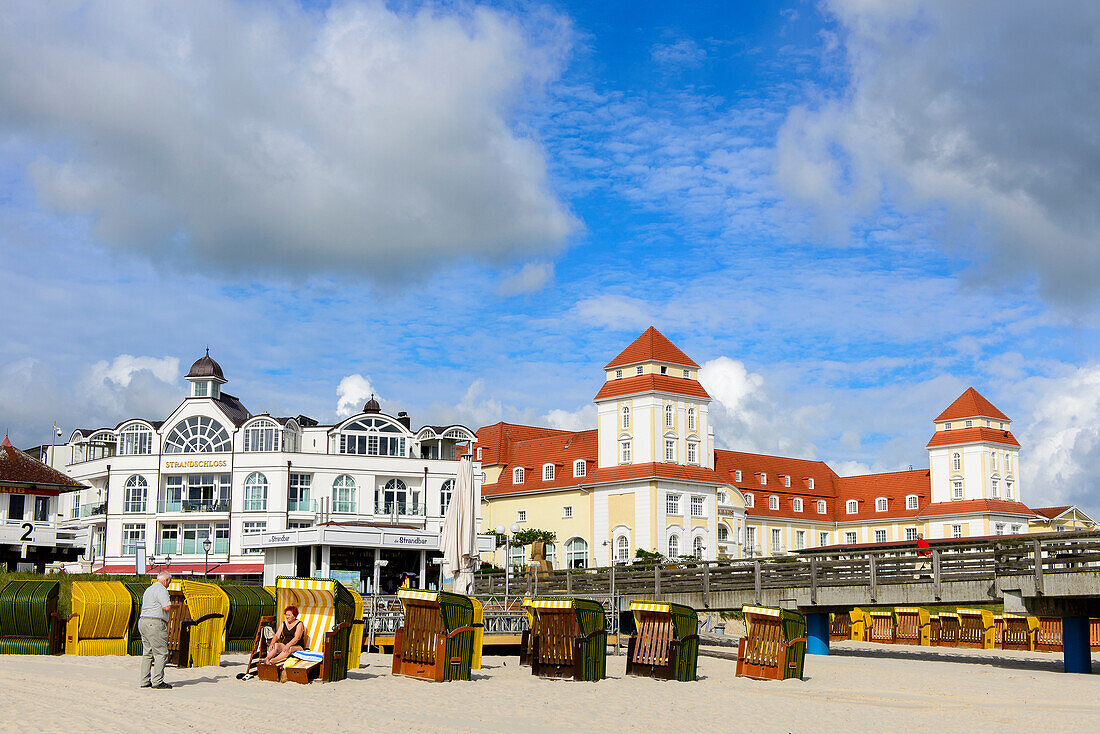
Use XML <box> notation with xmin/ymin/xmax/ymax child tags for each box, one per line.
<box><xmin>156</xmin><ymin>498</ymin><xmax>231</xmax><ymax>513</ymax></box>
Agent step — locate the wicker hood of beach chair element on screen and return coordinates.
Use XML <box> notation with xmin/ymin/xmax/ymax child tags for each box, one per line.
<box><xmin>391</xmin><ymin>588</ymin><xmax>480</xmax><ymax>682</ymax></box>
<box><xmin>0</xmin><ymin>579</ymin><xmax>63</xmax><ymax>655</ymax></box>
<box><xmin>65</xmin><ymin>581</ymin><xmax>132</xmax><ymax>656</ymax></box>
<box><xmin>625</xmin><ymin>600</ymin><xmax>700</xmax><ymax>682</ymax></box>
<box><xmin>257</xmin><ymin>577</ymin><xmax>355</xmax><ymax>684</ymax></box>
<box><xmin>526</xmin><ymin>597</ymin><xmax>607</xmax><ymax>682</ymax></box>
<box><xmin>341</xmin><ymin>585</ymin><xmax>364</xmax><ymax>670</ymax></box>
<box><xmin>736</xmin><ymin>605</ymin><xmax>806</xmax><ymax>681</ymax></box>
<box><xmin>174</xmin><ymin>580</ymin><xmax>230</xmax><ymax>667</ymax></box>
<box><xmin>221</xmin><ymin>584</ymin><xmax>275</xmax><ymax>653</ymax></box>
<box><xmin>121</xmin><ymin>581</ymin><xmax>149</xmax><ymax>656</ymax></box>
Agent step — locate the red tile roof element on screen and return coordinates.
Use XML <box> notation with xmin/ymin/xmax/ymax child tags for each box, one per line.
<box><xmin>0</xmin><ymin>437</ymin><xmax>85</xmax><ymax>492</ymax></box>
<box><xmin>917</xmin><ymin>499</ymin><xmax>1035</xmax><ymax>518</ymax></box>
<box><xmin>594</xmin><ymin>374</ymin><xmax>711</xmax><ymax>401</ymax></box>
<box><xmin>935</xmin><ymin>387</ymin><xmax>1010</xmax><ymax>422</ymax></box>
<box><xmin>925</xmin><ymin>427</ymin><xmax>1020</xmax><ymax>448</ymax></box>
<box><xmin>834</xmin><ymin>469</ymin><xmax>931</xmax><ymax>522</ymax></box>
<box><xmin>604</xmin><ymin>327</ymin><xmax>700</xmax><ymax>370</ymax></box>
<box><xmin>474</xmin><ymin>422</ymin><xmax>574</xmax><ymax>466</ymax></box>
<box><xmin>1032</xmin><ymin>505</ymin><xmax>1073</xmax><ymax>519</ymax></box>
<box><xmin>481</xmin><ymin>430</ymin><xmax>598</xmax><ymax>496</ymax></box>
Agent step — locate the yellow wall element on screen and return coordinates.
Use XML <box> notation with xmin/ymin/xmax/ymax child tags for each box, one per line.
<box><xmin>481</xmin><ymin>489</ymin><xmax>591</xmax><ymax>568</ymax></box>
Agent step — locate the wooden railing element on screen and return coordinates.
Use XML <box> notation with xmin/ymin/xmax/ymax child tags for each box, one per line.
<box><xmin>472</xmin><ymin>531</ymin><xmax>1100</xmax><ymax>604</ymax></box>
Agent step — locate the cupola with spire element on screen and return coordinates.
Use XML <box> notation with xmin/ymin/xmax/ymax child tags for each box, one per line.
<box><xmin>363</xmin><ymin>394</ymin><xmax>381</xmax><ymax>413</ymax></box>
<box><xmin>186</xmin><ymin>348</ymin><xmax>227</xmax><ymax>399</ymax></box>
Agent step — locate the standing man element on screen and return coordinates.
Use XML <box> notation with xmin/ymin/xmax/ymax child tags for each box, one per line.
<box><xmin>914</xmin><ymin>533</ymin><xmax>932</xmax><ymax>579</ymax></box>
<box><xmin>139</xmin><ymin>571</ymin><xmax>174</xmax><ymax>689</ymax></box>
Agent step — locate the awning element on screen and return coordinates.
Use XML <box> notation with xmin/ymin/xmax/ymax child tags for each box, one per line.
<box><xmin>93</xmin><ymin>563</ymin><xmax>264</xmax><ymax>575</ymax></box>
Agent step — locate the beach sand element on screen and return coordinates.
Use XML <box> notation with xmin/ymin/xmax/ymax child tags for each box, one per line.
<box><xmin>1</xmin><ymin>642</ymin><xmax>1096</xmax><ymax>733</ymax></box>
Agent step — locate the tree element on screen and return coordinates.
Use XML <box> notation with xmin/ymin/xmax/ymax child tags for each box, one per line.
<box><xmin>511</xmin><ymin>528</ymin><xmax>556</xmax><ymax>546</ymax></box>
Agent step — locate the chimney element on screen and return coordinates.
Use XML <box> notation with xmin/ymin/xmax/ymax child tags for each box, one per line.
<box><xmin>397</xmin><ymin>412</ymin><xmax>411</xmax><ymax>430</ymax></box>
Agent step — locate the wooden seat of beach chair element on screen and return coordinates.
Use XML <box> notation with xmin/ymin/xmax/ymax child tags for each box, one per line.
<box><xmin>391</xmin><ymin>588</ymin><xmax>479</xmax><ymax>682</ymax></box>
<box><xmin>893</xmin><ymin>607</ymin><xmax>931</xmax><ymax>646</ymax></box>
<box><xmin>1000</xmin><ymin>614</ymin><xmax>1038</xmax><ymax>651</ymax></box>
<box><xmin>0</xmin><ymin>580</ymin><xmax>64</xmax><ymax>655</ymax></box>
<box><xmin>65</xmin><ymin>581</ymin><xmax>132</xmax><ymax>656</ymax></box>
<box><xmin>1035</xmin><ymin>617</ymin><xmax>1062</xmax><ymax>653</ymax></box>
<box><xmin>255</xmin><ymin>577</ymin><xmax>354</xmax><ymax>684</ymax></box>
<box><xmin>936</xmin><ymin>613</ymin><xmax>960</xmax><ymax>647</ymax></box>
<box><xmin>736</xmin><ymin>605</ymin><xmax>806</xmax><ymax>681</ymax></box>
<box><xmin>528</xmin><ymin>598</ymin><xmax>607</xmax><ymax>681</ymax></box>
<box><xmin>625</xmin><ymin>601</ymin><xmax>699</xmax><ymax>681</ymax></box>
<box><xmin>956</xmin><ymin>608</ymin><xmax>995</xmax><ymax>649</ymax></box>
<box><xmin>993</xmin><ymin>615</ymin><xmax>1005</xmax><ymax>646</ymax></box>
<box><xmin>829</xmin><ymin>612</ymin><xmax>852</xmax><ymax>642</ymax></box>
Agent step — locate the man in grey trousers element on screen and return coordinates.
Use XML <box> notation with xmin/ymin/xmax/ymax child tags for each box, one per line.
<box><xmin>139</xmin><ymin>571</ymin><xmax>175</xmax><ymax>689</ymax></box>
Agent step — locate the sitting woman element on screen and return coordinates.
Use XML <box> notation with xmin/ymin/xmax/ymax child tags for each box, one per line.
<box><xmin>262</xmin><ymin>606</ymin><xmax>309</xmax><ymax>665</ymax></box>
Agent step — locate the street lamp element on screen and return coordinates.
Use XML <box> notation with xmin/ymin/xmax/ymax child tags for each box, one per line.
<box><xmin>202</xmin><ymin>537</ymin><xmax>212</xmax><ymax>579</ymax></box>
<box><xmin>496</xmin><ymin>523</ymin><xmax>521</xmax><ymax>605</ymax></box>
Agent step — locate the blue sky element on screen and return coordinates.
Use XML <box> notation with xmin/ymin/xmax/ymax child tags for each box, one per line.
<box><xmin>1</xmin><ymin>1</ymin><xmax>1099</xmax><ymax>513</ymax></box>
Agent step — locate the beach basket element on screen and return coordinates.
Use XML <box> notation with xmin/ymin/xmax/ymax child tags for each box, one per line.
<box><xmin>519</xmin><ymin>596</ymin><xmax>536</xmax><ymax>666</ymax></box>
<box><xmin>625</xmin><ymin>600</ymin><xmax>700</xmax><ymax>682</ymax></box>
<box><xmin>65</xmin><ymin>581</ymin><xmax>132</xmax><ymax>656</ymax></box>
<box><xmin>122</xmin><ymin>581</ymin><xmax>148</xmax><ymax>656</ymax></box>
<box><xmin>893</xmin><ymin>607</ymin><xmax>931</xmax><ymax>646</ymax></box>
<box><xmin>256</xmin><ymin>577</ymin><xmax>355</xmax><ymax>684</ymax></box>
<box><xmin>527</xmin><ymin>597</ymin><xmax>607</xmax><ymax>681</ymax></box>
<box><xmin>343</xmin><ymin>585</ymin><xmax>364</xmax><ymax>670</ymax></box>
<box><xmin>935</xmin><ymin>613</ymin><xmax>960</xmax><ymax>647</ymax></box>
<box><xmin>1036</xmin><ymin>617</ymin><xmax>1062</xmax><ymax>653</ymax></box>
<box><xmin>1000</xmin><ymin>614</ymin><xmax>1038</xmax><ymax>651</ymax></box>
<box><xmin>168</xmin><ymin>580</ymin><xmax>229</xmax><ymax>667</ymax></box>
<box><xmin>993</xmin><ymin>614</ymin><xmax>1004</xmax><ymax>646</ymax></box>
<box><xmin>736</xmin><ymin>606</ymin><xmax>806</xmax><ymax>681</ymax></box>
<box><xmin>957</xmin><ymin>609</ymin><xmax>995</xmax><ymax>649</ymax></box>
<box><xmin>392</xmin><ymin>588</ymin><xmax>480</xmax><ymax>682</ymax></box>
<box><xmin>221</xmin><ymin>584</ymin><xmax>275</xmax><ymax>653</ymax></box>
<box><xmin>1091</xmin><ymin>618</ymin><xmax>1100</xmax><ymax>652</ymax></box>
<box><xmin>869</xmin><ymin>610</ymin><xmax>895</xmax><ymax>644</ymax></box>
<box><xmin>0</xmin><ymin>579</ymin><xmax>63</xmax><ymax>655</ymax></box>
<box><xmin>829</xmin><ymin>611</ymin><xmax>851</xmax><ymax>642</ymax></box>
<box><xmin>849</xmin><ymin>608</ymin><xmax>871</xmax><ymax>641</ymax></box>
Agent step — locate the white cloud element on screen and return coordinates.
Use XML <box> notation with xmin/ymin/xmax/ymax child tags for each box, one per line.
<box><xmin>0</xmin><ymin>0</ymin><xmax>576</xmax><ymax>278</ymax></box>
<box><xmin>496</xmin><ymin>261</ymin><xmax>555</xmax><ymax>296</ymax></box>
<box><xmin>1018</xmin><ymin>364</ymin><xmax>1100</xmax><ymax>513</ymax></box>
<box><xmin>336</xmin><ymin>374</ymin><xmax>377</xmax><ymax>418</ymax></box>
<box><xmin>699</xmin><ymin>356</ymin><xmax>821</xmax><ymax>458</ymax></box>
<box><xmin>651</xmin><ymin>38</ymin><xmax>706</xmax><ymax>67</ymax></box>
<box><xmin>86</xmin><ymin>355</ymin><xmax>180</xmax><ymax>389</ymax></box>
<box><xmin>544</xmin><ymin>404</ymin><xmax>596</xmax><ymax>432</ymax></box>
<box><xmin>776</xmin><ymin>1</ymin><xmax>1100</xmax><ymax>301</ymax></box>
<box><xmin>573</xmin><ymin>295</ymin><xmax>656</xmax><ymax>331</ymax></box>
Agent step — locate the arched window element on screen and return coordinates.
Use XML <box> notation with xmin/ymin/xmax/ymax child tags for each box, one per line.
<box><xmin>717</xmin><ymin>524</ymin><xmax>729</xmax><ymax>542</ymax></box>
<box><xmin>440</xmin><ymin>479</ymin><xmax>454</xmax><ymax>515</ymax></box>
<box><xmin>382</xmin><ymin>478</ymin><xmax>407</xmax><ymax>514</ymax></box>
<box><xmin>687</xmin><ymin>407</ymin><xmax>696</xmax><ymax>431</ymax></box>
<box><xmin>244</xmin><ymin>472</ymin><xmax>267</xmax><ymax>511</ymax></box>
<box><xmin>906</xmin><ymin>494</ymin><xmax>918</xmax><ymax>510</ymax></box>
<box><xmin>616</xmin><ymin>535</ymin><xmax>629</xmax><ymax>562</ymax></box>
<box><xmin>544</xmin><ymin>541</ymin><xmax>556</xmax><ymax>569</ymax></box>
<box><xmin>846</xmin><ymin>499</ymin><xmax>858</xmax><ymax>514</ymax></box>
<box><xmin>543</xmin><ymin>463</ymin><xmax>555</xmax><ymax>481</ymax></box>
<box><xmin>573</xmin><ymin>459</ymin><xmax>586</xmax><ymax>478</ymax></box>
<box><xmin>244</xmin><ymin>419</ymin><xmax>280</xmax><ymax>452</ymax></box>
<box><xmin>333</xmin><ymin>474</ymin><xmax>357</xmax><ymax>513</ymax></box>
<box><xmin>665</xmin><ymin>404</ymin><xmax>674</xmax><ymax>428</ymax></box>
<box><xmin>667</xmin><ymin>534</ymin><xmax>680</xmax><ymax>558</ymax></box>
<box><xmin>338</xmin><ymin>416</ymin><xmax>408</xmax><ymax>457</ymax></box>
<box><xmin>118</xmin><ymin>424</ymin><xmax>153</xmax><ymax>455</ymax></box>
<box><xmin>566</xmin><ymin>537</ymin><xmax>588</xmax><ymax>568</ymax></box>
<box><xmin>792</xmin><ymin>497</ymin><xmax>803</xmax><ymax>512</ymax></box>
<box><xmin>769</xmin><ymin>495</ymin><xmax>779</xmax><ymax>510</ymax></box>
<box><xmin>164</xmin><ymin>416</ymin><xmax>232</xmax><ymax>453</ymax></box>
<box><xmin>990</xmin><ymin>450</ymin><xmax>997</xmax><ymax>471</ymax></box>
<box><xmin>124</xmin><ymin>475</ymin><xmax>147</xmax><ymax>513</ymax></box>
<box><xmin>952</xmin><ymin>452</ymin><xmax>961</xmax><ymax>471</ymax></box>
<box><xmin>621</xmin><ymin>406</ymin><xmax>630</xmax><ymax>430</ymax></box>
<box><xmin>693</xmin><ymin>536</ymin><xmax>705</xmax><ymax>559</ymax></box>
<box><xmin>876</xmin><ymin>497</ymin><xmax>888</xmax><ymax>512</ymax></box>
<box><xmin>513</xmin><ymin>467</ymin><xmax>524</xmax><ymax>484</ymax></box>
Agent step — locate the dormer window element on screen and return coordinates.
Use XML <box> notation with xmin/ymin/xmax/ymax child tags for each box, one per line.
<box><xmin>734</xmin><ymin>470</ymin><xmax>742</xmax><ymax>483</ymax></box>
<box><xmin>543</xmin><ymin>463</ymin><xmax>555</xmax><ymax>481</ymax></box>
<box><xmin>965</xmin><ymin>420</ymin><xmax>973</xmax><ymax>428</ymax></box>
<box><xmin>906</xmin><ymin>495</ymin><xmax>918</xmax><ymax>510</ymax></box>
<box><xmin>807</xmin><ymin>478</ymin><xmax>815</xmax><ymax>490</ymax></box>
<box><xmin>573</xmin><ymin>459</ymin><xmax>586</xmax><ymax>478</ymax></box>
<box><xmin>660</xmin><ymin>365</ymin><xmax>668</xmax><ymax>375</ymax></box>
<box><xmin>769</xmin><ymin>495</ymin><xmax>779</xmax><ymax>510</ymax></box>
<box><xmin>846</xmin><ymin>499</ymin><xmax>858</xmax><ymax>514</ymax></box>
<box><xmin>945</xmin><ymin>422</ymin><xmax>952</xmax><ymax>430</ymax></box>
<box><xmin>615</xmin><ymin>369</ymin><xmax>623</xmax><ymax>380</ymax></box>
<box><xmin>513</xmin><ymin>467</ymin><xmax>524</xmax><ymax>484</ymax></box>
<box><xmin>876</xmin><ymin>497</ymin><xmax>887</xmax><ymax>512</ymax></box>
<box><xmin>760</xmin><ymin>473</ymin><xmax>767</xmax><ymax>485</ymax></box>
<box><xmin>683</xmin><ymin>369</ymin><xmax>690</xmax><ymax>378</ymax></box>
<box><xmin>985</xmin><ymin>420</ymin><xmax>991</xmax><ymax>427</ymax></box>
<box><xmin>792</xmin><ymin>498</ymin><xmax>803</xmax><ymax>512</ymax></box>
<box><xmin>817</xmin><ymin>500</ymin><xmax>826</xmax><ymax>514</ymax></box>
<box><xmin>784</xmin><ymin>475</ymin><xmax>791</xmax><ymax>487</ymax></box>
<box><xmin>635</xmin><ymin>365</ymin><xmax>643</xmax><ymax>376</ymax></box>
<box><xmin>476</xmin><ymin>447</ymin><xmax>483</xmax><ymax>461</ymax></box>
<box><xmin>744</xmin><ymin>492</ymin><xmax>754</xmax><ymax>508</ymax></box>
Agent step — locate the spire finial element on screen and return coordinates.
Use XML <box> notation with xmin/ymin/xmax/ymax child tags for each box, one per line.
<box><xmin>205</xmin><ymin>346</ymin><xmax>209</xmax><ymax>357</ymax></box>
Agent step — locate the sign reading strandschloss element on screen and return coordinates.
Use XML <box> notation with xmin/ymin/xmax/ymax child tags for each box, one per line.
<box><xmin>164</xmin><ymin>458</ymin><xmax>228</xmax><ymax>469</ymax></box>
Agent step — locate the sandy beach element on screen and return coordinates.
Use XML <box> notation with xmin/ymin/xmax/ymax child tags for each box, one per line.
<box><xmin>1</xmin><ymin>642</ymin><xmax>1096</xmax><ymax>733</ymax></box>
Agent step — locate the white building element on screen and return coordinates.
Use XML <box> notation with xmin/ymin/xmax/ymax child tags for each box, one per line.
<box><xmin>57</xmin><ymin>351</ymin><xmax>479</xmax><ymax>590</ymax></box>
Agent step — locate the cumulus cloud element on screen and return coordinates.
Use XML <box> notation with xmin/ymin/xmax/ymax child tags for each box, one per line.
<box><xmin>0</xmin><ymin>0</ymin><xmax>576</xmax><ymax>278</ymax></box>
<box><xmin>573</xmin><ymin>295</ymin><xmax>656</xmax><ymax>331</ymax></box>
<box><xmin>336</xmin><ymin>374</ymin><xmax>377</xmax><ymax>418</ymax></box>
<box><xmin>1018</xmin><ymin>364</ymin><xmax>1100</xmax><ymax>513</ymax></box>
<box><xmin>544</xmin><ymin>404</ymin><xmax>596</xmax><ymax>432</ymax></box>
<box><xmin>651</xmin><ymin>38</ymin><xmax>706</xmax><ymax>67</ymax></box>
<box><xmin>496</xmin><ymin>261</ymin><xmax>555</xmax><ymax>296</ymax></box>
<box><xmin>86</xmin><ymin>355</ymin><xmax>180</xmax><ymax>389</ymax></box>
<box><xmin>699</xmin><ymin>356</ymin><xmax>821</xmax><ymax>457</ymax></box>
<box><xmin>777</xmin><ymin>1</ymin><xmax>1100</xmax><ymax>300</ymax></box>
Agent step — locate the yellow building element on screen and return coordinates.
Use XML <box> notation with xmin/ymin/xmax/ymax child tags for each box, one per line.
<box><xmin>475</xmin><ymin>328</ymin><xmax>1095</xmax><ymax>570</ymax></box>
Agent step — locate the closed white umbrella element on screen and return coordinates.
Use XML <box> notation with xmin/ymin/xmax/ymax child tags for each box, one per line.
<box><xmin>441</xmin><ymin>456</ymin><xmax>479</xmax><ymax>594</ymax></box>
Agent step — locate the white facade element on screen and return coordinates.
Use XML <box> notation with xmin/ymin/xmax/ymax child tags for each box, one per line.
<box><xmin>56</xmin><ymin>353</ymin><xmax>479</xmax><ymax>579</ymax></box>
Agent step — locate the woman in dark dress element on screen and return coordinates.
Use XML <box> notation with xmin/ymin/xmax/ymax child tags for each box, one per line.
<box><xmin>262</xmin><ymin>605</ymin><xmax>308</xmax><ymax>664</ymax></box>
